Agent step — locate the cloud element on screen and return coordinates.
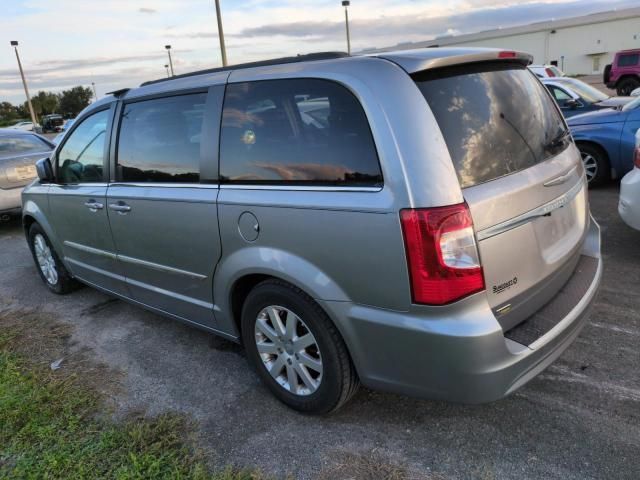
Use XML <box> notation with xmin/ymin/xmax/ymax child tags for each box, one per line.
<box><xmin>226</xmin><ymin>0</ymin><xmax>636</xmax><ymax>44</ymax></box>
<box><xmin>1</xmin><ymin>0</ymin><xmax>638</xmax><ymax>104</ymax></box>
<box><xmin>0</xmin><ymin>52</ymin><xmax>199</xmax><ymax>80</ymax></box>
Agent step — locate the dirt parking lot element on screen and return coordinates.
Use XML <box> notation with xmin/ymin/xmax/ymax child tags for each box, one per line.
<box><xmin>0</xmin><ymin>185</ymin><xmax>638</xmax><ymax>479</ymax></box>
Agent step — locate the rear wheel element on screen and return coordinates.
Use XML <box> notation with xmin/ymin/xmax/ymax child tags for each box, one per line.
<box><xmin>241</xmin><ymin>279</ymin><xmax>359</xmax><ymax>414</ymax></box>
<box><xmin>28</xmin><ymin>223</ymin><xmax>78</xmax><ymax>294</ymax></box>
<box><xmin>578</xmin><ymin>143</ymin><xmax>609</xmax><ymax>187</ymax></box>
<box><xmin>616</xmin><ymin>77</ymin><xmax>640</xmax><ymax>96</ymax></box>
<box><xmin>603</xmin><ymin>64</ymin><xmax>611</xmax><ymax>85</ymax></box>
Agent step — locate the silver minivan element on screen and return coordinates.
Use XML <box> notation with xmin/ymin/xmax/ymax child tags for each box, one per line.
<box><xmin>23</xmin><ymin>48</ymin><xmax>602</xmax><ymax>413</ymax></box>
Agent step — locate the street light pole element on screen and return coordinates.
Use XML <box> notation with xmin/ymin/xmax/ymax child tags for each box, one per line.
<box><xmin>342</xmin><ymin>1</ymin><xmax>351</xmax><ymax>55</ymax></box>
<box><xmin>10</xmin><ymin>41</ymin><xmax>38</xmax><ymax>128</ymax></box>
<box><xmin>165</xmin><ymin>45</ymin><xmax>174</xmax><ymax>76</ymax></box>
<box><xmin>164</xmin><ymin>64</ymin><xmax>170</xmax><ymax>77</ymax></box>
<box><xmin>214</xmin><ymin>0</ymin><xmax>228</xmax><ymax>66</ymax></box>
<box><xmin>91</xmin><ymin>82</ymin><xmax>98</xmax><ymax>101</ymax></box>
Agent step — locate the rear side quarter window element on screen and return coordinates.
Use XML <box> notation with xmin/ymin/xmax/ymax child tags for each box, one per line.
<box><xmin>219</xmin><ymin>79</ymin><xmax>382</xmax><ymax>187</ymax></box>
<box><xmin>618</xmin><ymin>54</ymin><xmax>639</xmax><ymax>67</ymax></box>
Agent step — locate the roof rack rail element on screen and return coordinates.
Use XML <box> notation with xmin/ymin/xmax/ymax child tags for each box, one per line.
<box><xmin>140</xmin><ymin>52</ymin><xmax>349</xmax><ymax>87</ymax></box>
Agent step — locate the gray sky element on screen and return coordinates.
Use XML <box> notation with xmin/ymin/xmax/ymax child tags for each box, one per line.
<box><xmin>1</xmin><ymin>0</ymin><xmax>636</xmax><ymax>105</ymax></box>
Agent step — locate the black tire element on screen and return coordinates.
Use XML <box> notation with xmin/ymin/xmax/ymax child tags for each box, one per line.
<box><xmin>241</xmin><ymin>279</ymin><xmax>359</xmax><ymax>414</ymax></box>
<box><xmin>577</xmin><ymin>143</ymin><xmax>609</xmax><ymax>188</ymax></box>
<box><xmin>616</xmin><ymin>77</ymin><xmax>640</xmax><ymax>96</ymax></box>
<box><xmin>603</xmin><ymin>64</ymin><xmax>611</xmax><ymax>85</ymax></box>
<box><xmin>27</xmin><ymin>223</ymin><xmax>79</xmax><ymax>294</ymax></box>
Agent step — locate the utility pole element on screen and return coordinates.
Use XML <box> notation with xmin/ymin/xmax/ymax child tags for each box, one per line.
<box><xmin>10</xmin><ymin>41</ymin><xmax>38</xmax><ymax>127</ymax></box>
<box><xmin>214</xmin><ymin>0</ymin><xmax>228</xmax><ymax>66</ymax></box>
<box><xmin>165</xmin><ymin>45</ymin><xmax>174</xmax><ymax>76</ymax></box>
<box><xmin>342</xmin><ymin>1</ymin><xmax>351</xmax><ymax>55</ymax></box>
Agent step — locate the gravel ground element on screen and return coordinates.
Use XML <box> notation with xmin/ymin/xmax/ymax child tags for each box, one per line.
<box><xmin>0</xmin><ymin>184</ymin><xmax>638</xmax><ymax>479</ymax></box>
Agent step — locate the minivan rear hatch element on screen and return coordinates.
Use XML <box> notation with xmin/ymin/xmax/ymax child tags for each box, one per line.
<box><xmin>411</xmin><ymin>57</ymin><xmax>588</xmax><ymax>332</ymax></box>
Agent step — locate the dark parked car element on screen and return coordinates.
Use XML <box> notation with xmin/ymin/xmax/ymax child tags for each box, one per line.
<box><xmin>604</xmin><ymin>49</ymin><xmax>640</xmax><ymax>96</ymax></box>
<box><xmin>41</xmin><ymin>114</ymin><xmax>64</xmax><ymax>134</ymax></box>
<box><xmin>569</xmin><ymin>96</ymin><xmax>640</xmax><ymax>186</ymax></box>
<box><xmin>0</xmin><ymin>129</ymin><xmax>54</xmax><ymax>218</ymax></box>
<box><xmin>542</xmin><ymin>77</ymin><xmax>633</xmax><ymax>118</ymax></box>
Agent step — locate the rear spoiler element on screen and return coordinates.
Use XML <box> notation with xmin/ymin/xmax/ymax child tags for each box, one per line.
<box><xmin>375</xmin><ymin>48</ymin><xmax>533</xmax><ymax>74</ymax></box>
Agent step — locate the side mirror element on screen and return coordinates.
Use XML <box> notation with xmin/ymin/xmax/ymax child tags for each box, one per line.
<box><xmin>35</xmin><ymin>157</ymin><xmax>54</xmax><ymax>183</ymax></box>
<box><xmin>566</xmin><ymin>99</ymin><xmax>579</xmax><ymax>109</ymax></box>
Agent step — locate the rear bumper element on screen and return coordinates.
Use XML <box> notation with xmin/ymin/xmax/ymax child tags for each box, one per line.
<box><xmin>619</xmin><ymin>168</ymin><xmax>640</xmax><ymax>231</ymax></box>
<box><xmin>0</xmin><ymin>187</ymin><xmax>23</xmax><ymax>214</ymax></box>
<box><xmin>322</xmin><ymin>216</ymin><xmax>601</xmax><ymax>403</ymax></box>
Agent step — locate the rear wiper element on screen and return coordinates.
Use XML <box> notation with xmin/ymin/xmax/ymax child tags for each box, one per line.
<box><xmin>545</xmin><ymin>128</ymin><xmax>571</xmax><ymax>149</ymax></box>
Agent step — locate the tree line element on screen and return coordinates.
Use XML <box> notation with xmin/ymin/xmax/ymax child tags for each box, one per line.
<box><xmin>0</xmin><ymin>86</ymin><xmax>94</xmax><ymax>126</ymax></box>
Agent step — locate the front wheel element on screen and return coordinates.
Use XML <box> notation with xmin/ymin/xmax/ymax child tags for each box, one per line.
<box><xmin>241</xmin><ymin>279</ymin><xmax>359</xmax><ymax>414</ymax></box>
<box><xmin>28</xmin><ymin>223</ymin><xmax>78</xmax><ymax>294</ymax></box>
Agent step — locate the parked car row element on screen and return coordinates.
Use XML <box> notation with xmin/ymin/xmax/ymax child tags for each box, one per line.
<box><xmin>4</xmin><ymin>47</ymin><xmax>636</xmax><ymax>413</ymax></box>
<box><xmin>6</xmin><ymin>117</ymin><xmax>74</xmax><ymax>135</ymax></box>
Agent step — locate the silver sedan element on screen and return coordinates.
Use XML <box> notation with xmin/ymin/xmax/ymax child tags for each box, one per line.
<box><xmin>0</xmin><ymin>129</ymin><xmax>54</xmax><ymax>219</ymax></box>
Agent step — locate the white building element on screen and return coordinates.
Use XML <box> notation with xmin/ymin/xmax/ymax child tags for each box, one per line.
<box><xmin>364</xmin><ymin>7</ymin><xmax>640</xmax><ymax>76</ymax></box>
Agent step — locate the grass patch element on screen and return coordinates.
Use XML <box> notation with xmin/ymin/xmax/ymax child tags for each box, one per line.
<box><xmin>0</xmin><ymin>307</ymin><xmax>264</xmax><ymax>480</ymax></box>
<box><xmin>318</xmin><ymin>450</ymin><xmax>444</xmax><ymax>480</ymax></box>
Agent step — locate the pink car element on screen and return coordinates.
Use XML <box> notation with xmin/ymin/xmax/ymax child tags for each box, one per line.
<box><xmin>605</xmin><ymin>49</ymin><xmax>640</xmax><ymax>96</ymax></box>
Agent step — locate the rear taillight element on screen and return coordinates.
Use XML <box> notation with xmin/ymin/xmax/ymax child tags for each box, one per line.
<box><xmin>634</xmin><ymin>147</ymin><xmax>640</xmax><ymax>169</ymax></box>
<box><xmin>400</xmin><ymin>203</ymin><xmax>485</xmax><ymax>306</ymax></box>
<box><xmin>545</xmin><ymin>67</ymin><xmax>556</xmax><ymax>77</ymax></box>
<box><xmin>498</xmin><ymin>51</ymin><xmax>517</xmax><ymax>59</ymax></box>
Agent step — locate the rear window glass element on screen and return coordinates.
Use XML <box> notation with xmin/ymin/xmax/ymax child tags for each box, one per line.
<box><xmin>414</xmin><ymin>63</ymin><xmax>569</xmax><ymax>188</ymax></box>
<box><xmin>618</xmin><ymin>54</ymin><xmax>639</xmax><ymax>67</ymax></box>
<box><xmin>219</xmin><ymin>79</ymin><xmax>382</xmax><ymax>186</ymax></box>
<box><xmin>0</xmin><ymin>134</ymin><xmax>50</xmax><ymax>156</ymax></box>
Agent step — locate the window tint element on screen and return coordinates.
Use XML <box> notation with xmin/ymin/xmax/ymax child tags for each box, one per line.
<box><xmin>117</xmin><ymin>94</ymin><xmax>205</xmax><ymax>183</ymax></box>
<box><xmin>559</xmin><ymin>80</ymin><xmax>608</xmax><ymax>103</ymax></box>
<box><xmin>618</xmin><ymin>54</ymin><xmax>639</xmax><ymax>67</ymax></box>
<box><xmin>0</xmin><ymin>134</ymin><xmax>50</xmax><ymax>156</ymax></box>
<box><xmin>220</xmin><ymin>79</ymin><xmax>382</xmax><ymax>186</ymax></box>
<box><xmin>57</xmin><ymin>109</ymin><xmax>109</xmax><ymax>184</ymax></box>
<box><xmin>549</xmin><ymin>86</ymin><xmax>571</xmax><ymax>102</ymax></box>
<box><xmin>414</xmin><ymin>63</ymin><xmax>569</xmax><ymax>188</ymax></box>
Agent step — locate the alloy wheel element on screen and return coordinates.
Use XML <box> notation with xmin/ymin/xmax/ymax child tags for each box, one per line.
<box><xmin>254</xmin><ymin>305</ymin><xmax>323</xmax><ymax>396</ymax></box>
<box><xmin>34</xmin><ymin>234</ymin><xmax>58</xmax><ymax>285</ymax></box>
<box><xmin>581</xmin><ymin>152</ymin><xmax>598</xmax><ymax>183</ymax></box>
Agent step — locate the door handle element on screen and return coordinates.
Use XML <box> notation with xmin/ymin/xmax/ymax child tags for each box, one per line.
<box><xmin>108</xmin><ymin>202</ymin><xmax>131</xmax><ymax>214</ymax></box>
<box><xmin>83</xmin><ymin>200</ymin><xmax>104</xmax><ymax>211</ymax></box>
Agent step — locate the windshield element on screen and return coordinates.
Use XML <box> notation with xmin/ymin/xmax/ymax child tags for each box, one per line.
<box><xmin>560</xmin><ymin>80</ymin><xmax>609</xmax><ymax>103</ymax></box>
<box><xmin>414</xmin><ymin>62</ymin><xmax>569</xmax><ymax>188</ymax></box>
<box><xmin>622</xmin><ymin>96</ymin><xmax>640</xmax><ymax>112</ymax></box>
